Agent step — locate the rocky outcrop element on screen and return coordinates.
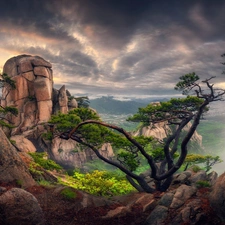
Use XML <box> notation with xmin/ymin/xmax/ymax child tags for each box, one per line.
<box><xmin>0</xmin><ymin>128</ymin><xmax>36</xmax><ymax>188</ymax></box>
<box><xmin>1</xmin><ymin>55</ymin><xmax>77</xmax><ymax>135</ymax></box>
<box><xmin>10</xmin><ymin>135</ymin><xmax>36</xmax><ymax>153</ymax></box>
<box><xmin>0</xmin><ymin>188</ymin><xmax>45</xmax><ymax>225</ymax></box>
<box><xmin>2</xmin><ymin>55</ymin><xmax>53</xmax><ymax>134</ymax></box>
<box><xmin>209</xmin><ymin>173</ymin><xmax>225</xmax><ymax>221</ymax></box>
<box><xmin>109</xmin><ymin>169</ymin><xmax>221</xmax><ymax>225</ymax></box>
<box><xmin>1</xmin><ymin>55</ymin><xmax>114</xmax><ymax>169</ymax></box>
<box><xmin>51</xmin><ymin>137</ymin><xmax>114</xmax><ymax>168</ymax></box>
<box><xmin>134</xmin><ymin>120</ymin><xmax>203</xmax><ymax>150</ymax></box>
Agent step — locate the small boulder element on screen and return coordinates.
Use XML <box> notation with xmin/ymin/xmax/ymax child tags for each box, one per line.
<box><xmin>0</xmin><ymin>188</ymin><xmax>45</xmax><ymax>225</ymax></box>
<box><xmin>189</xmin><ymin>170</ymin><xmax>208</xmax><ymax>184</ymax></box>
<box><xmin>10</xmin><ymin>135</ymin><xmax>36</xmax><ymax>153</ymax></box>
<box><xmin>170</xmin><ymin>184</ymin><xmax>197</xmax><ymax>209</ymax></box>
<box><xmin>144</xmin><ymin>205</ymin><xmax>168</xmax><ymax>225</ymax></box>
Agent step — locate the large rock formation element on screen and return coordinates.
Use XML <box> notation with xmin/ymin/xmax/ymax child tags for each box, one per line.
<box><xmin>1</xmin><ymin>55</ymin><xmax>113</xmax><ymax>169</ymax></box>
<box><xmin>51</xmin><ymin>138</ymin><xmax>114</xmax><ymax>168</ymax></box>
<box><xmin>0</xmin><ymin>127</ymin><xmax>36</xmax><ymax>188</ymax></box>
<box><xmin>2</xmin><ymin>55</ymin><xmax>53</xmax><ymax>134</ymax></box>
<box><xmin>1</xmin><ymin>55</ymin><xmax>73</xmax><ymax>135</ymax></box>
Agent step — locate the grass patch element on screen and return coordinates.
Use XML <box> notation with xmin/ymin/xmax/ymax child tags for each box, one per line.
<box><xmin>191</xmin><ymin>165</ymin><xmax>202</xmax><ymax>173</ymax></box>
<box><xmin>196</xmin><ymin>180</ymin><xmax>211</xmax><ymax>188</ymax></box>
<box><xmin>38</xmin><ymin>180</ymin><xmax>55</xmax><ymax>188</ymax></box>
<box><xmin>58</xmin><ymin>170</ymin><xmax>135</xmax><ymax>196</ymax></box>
<box><xmin>60</xmin><ymin>188</ymin><xmax>77</xmax><ymax>200</ymax></box>
<box><xmin>29</xmin><ymin>152</ymin><xmax>62</xmax><ymax>172</ymax></box>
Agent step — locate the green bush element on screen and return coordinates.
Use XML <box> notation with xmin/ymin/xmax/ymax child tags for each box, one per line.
<box><xmin>29</xmin><ymin>161</ymin><xmax>43</xmax><ymax>175</ymax></box>
<box><xmin>29</xmin><ymin>152</ymin><xmax>62</xmax><ymax>172</ymax></box>
<box><xmin>38</xmin><ymin>180</ymin><xmax>55</xmax><ymax>188</ymax></box>
<box><xmin>196</xmin><ymin>180</ymin><xmax>211</xmax><ymax>188</ymax></box>
<box><xmin>60</xmin><ymin>188</ymin><xmax>77</xmax><ymax>200</ymax></box>
<box><xmin>42</xmin><ymin>132</ymin><xmax>53</xmax><ymax>141</ymax></box>
<box><xmin>191</xmin><ymin>165</ymin><xmax>202</xmax><ymax>173</ymax></box>
<box><xmin>59</xmin><ymin>170</ymin><xmax>135</xmax><ymax>196</ymax></box>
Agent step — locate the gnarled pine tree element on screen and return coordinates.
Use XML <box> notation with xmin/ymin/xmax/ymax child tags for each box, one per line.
<box><xmin>54</xmin><ymin>73</ymin><xmax>224</xmax><ymax>193</ymax></box>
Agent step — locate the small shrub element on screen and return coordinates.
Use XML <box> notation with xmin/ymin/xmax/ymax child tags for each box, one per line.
<box><xmin>60</xmin><ymin>188</ymin><xmax>77</xmax><ymax>200</ymax></box>
<box><xmin>66</xmin><ymin>169</ymin><xmax>76</xmax><ymax>176</ymax></box>
<box><xmin>196</xmin><ymin>180</ymin><xmax>211</xmax><ymax>188</ymax></box>
<box><xmin>71</xmin><ymin>170</ymin><xmax>135</xmax><ymax>196</ymax></box>
<box><xmin>29</xmin><ymin>162</ymin><xmax>43</xmax><ymax>175</ymax></box>
<box><xmin>9</xmin><ymin>139</ymin><xmax>16</xmax><ymax>145</ymax></box>
<box><xmin>29</xmin><ymin>152</ymin><xmax>62</xmax><ymax>171</ymax></box>
<box><xmin>16</xmin><ymin>179</ymin><xmax>23</xmax><ymax>187</ymax></box>
<box><xmin>191</xmin><ymin>165</ymin><xmax>202</xmax><ymax>173</ymax></box>
<box><xmin>42</xmin><ymin>132</ymin><xmax>53</xmax><ymax>141</ymax></box>
<box><xmin>38</xmin><ymin>180</ymin><xmax>55</xmax><ymax>188</ymax></box>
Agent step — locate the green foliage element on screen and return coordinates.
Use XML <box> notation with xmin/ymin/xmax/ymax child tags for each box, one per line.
<box><xmin>191</xmin><ymin>165</ymin><xmax>202</xmax><ymax>173</ymax></box>
<box><xmin>29</xmin><ymin>161</ymin><xmax>43</xmax><ymax>175</ymax></box>
<box><xmin>29</xmin><ymin>152</ymin><xmax>62</xmax><ymax>172</ymax></box>
<box><xmin>185</xmin><ymin>154</ymin><xmax>222</xmax><ymax>172</ymax></box>
<box><xmin>0</xmin><ymin>73</ymin><xmax>18</xmax><ymax>129</ymax></box>
<box><xmin>42</xmin><ymin>131</ymin><xmax>53</xmax><ymax>140</ymax></box>
<box><xmin>117</xmin><ymin>150</ymin><xmax>139</xmax><ymax>171</ymax></box>
<box><xmin>9</xmin><ymin>139</ymin><xmax>16</xmax><ymax>145</ymax></box>
<box><xmin>175</xmin><ymin>72</ymin><xmax>200</xmax><ymax>94</ymax></box>
<box><xmin>60</xmin><ymin>188</ymin><xmax>77</xmax><ymax>200</ymax></box>
<box><xmin>0</xmin><ymin>73</ymin><xmax>16</xmax><ymax>89</ymax></box>
<box><xmin>3</xmin><ymin>106</ymin><xmax>18</xmax><ymax>116</ymax></box>
<box><xmin>59</xmin><ymin>170</ymin><xmax>135</xmax><ymax>196</ymax></box>
<box><xmin>0</xmin><ymin>120</ymin><xmax>15</xmax><ymax>128</ymax></box>
<box><xmin>128</xmin><ymin>96</ymin><xmax>205</xmax><ymax>125</ymax></box>
<box><xmin>49</xmin><ymin>107</ymin><xmax>100</xmax><ymax>132</ymax></box>
<box><xmin>16</xmin><ymin>179</ymin><xmax>23</xmax><ymax>187</ymax></box>
<box><xmin>38</xmin><ymin>179</ymin><xmax>55</xmax><ymax>188</ymax></box>
<box><xmin>55</xmin><ymin>72</ymin><xmax>224</xmax><ymax>193</ymax></box>
<box><xmin>196</xmin><ymin>180</ymin><xmax>211</xmax><ymax>188</ymax></box>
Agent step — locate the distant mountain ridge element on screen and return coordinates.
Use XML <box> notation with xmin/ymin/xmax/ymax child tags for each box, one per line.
<box><xmin>90</xmin><ymin>96</ymin><xmax>169</xmax><ymax>115</ymax></box>
<box><xmin>90</xmin><ymin>96</ymin><xmax>147</xmax><ymax>114</ymax></box>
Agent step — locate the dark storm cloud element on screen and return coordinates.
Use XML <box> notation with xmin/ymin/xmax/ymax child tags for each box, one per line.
<box><xmin>0</xmin><ymin>0</ymin><xmax>224</xmax><ymax>96</ymax></box>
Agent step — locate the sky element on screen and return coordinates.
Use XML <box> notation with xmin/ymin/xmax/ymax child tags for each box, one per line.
<box><xmin>0</xmin><ymin>0</ymin><xmax>225</xmax><ymax>98</ymax></box>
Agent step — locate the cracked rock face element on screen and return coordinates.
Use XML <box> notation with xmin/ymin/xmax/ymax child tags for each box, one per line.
<box><xmin>2</xmin><ymin>55</ymin><xmax>54</xmax><ymax>135</ymax></box>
